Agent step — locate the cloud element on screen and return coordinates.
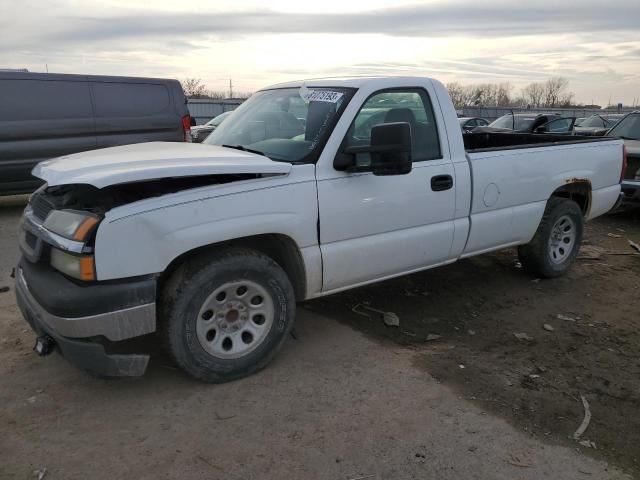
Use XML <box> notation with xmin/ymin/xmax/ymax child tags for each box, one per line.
<box><xmin>2</xmin><ymin>0</ymin><xmax>639</xmax><ymax>104</ymax></box>
<box><xmin>4</xmin><ymin>1</ymin><xmax>640</xmax><ymax>51</ymax></box>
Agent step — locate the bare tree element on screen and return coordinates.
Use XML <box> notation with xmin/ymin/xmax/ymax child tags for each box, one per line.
<box><xmin>543</xmin><ymin>77</ymin><xmax>570</xmax><ymax>108</ymax></box>
<box><xmin>446</xmin><ymin>82</ymin><xmax>513</xmax><ymax>108</ymax></box>
<box><xmin>446</xmin><ymin>82</ymin><xmax>466</xmax><ymax>109</ymax></box>
<box><xmin>495</xmin><ymin>83</ymin><xmax>512</xmax><ymax>107</ymax></box>
<box><xmin>521</xmin><ymin>82</ymin><xmax>545</xmax><ymax>108</ymax></box>
<box><xmin>181</xmin><ymin>78</ymin><xmax>208</xmax><ymax>98</ymax></box>
<box><xmin>447</xmin><ymin>78</ymin><xmax>575</xmax><ymax>108</ymax></box>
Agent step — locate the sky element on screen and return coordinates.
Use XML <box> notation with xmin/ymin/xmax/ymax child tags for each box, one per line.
<box><xmin>1</xmin><ymin>0</ymin><xmax>639</xmax><ymax>106</ymax></box>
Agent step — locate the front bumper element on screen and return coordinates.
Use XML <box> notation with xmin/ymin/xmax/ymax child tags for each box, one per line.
<box><xmin>15</xmin><ymin>261</ymin><xmax>157</xmax><ymax>377</ymax></box>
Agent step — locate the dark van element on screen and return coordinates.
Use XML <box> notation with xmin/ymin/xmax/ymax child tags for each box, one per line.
<box><xmin>0</xmin><ymin>72</ymin><xmax>191</xmax><ymax>195</ymax></box>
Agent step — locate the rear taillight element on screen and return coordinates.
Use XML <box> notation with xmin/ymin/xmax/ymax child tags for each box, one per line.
<box><xmin>182</xmin><ymin>115</ymin><xmax>192</xmax><ymax>143</ymax></box>
<box><xmin>621</xmin><ymin>144</ymin><xmax>628</xmax><ymax>182</ymax></box>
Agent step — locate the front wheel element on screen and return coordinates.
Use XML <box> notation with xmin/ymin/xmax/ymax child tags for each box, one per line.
<box><xmin>518</xmin><ymin>197</ymin><xmax>584</xmax><ymax>278</ymax></box>
<box><xmin>161</xmin><ymin>248</ymin><xmax>296</xmax><ymax>383</ymax></box>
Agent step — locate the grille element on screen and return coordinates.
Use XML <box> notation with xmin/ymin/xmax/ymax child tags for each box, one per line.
<box><xmin>31</xmin><ymin>194</ymin><xmax>55</xmax><ymax>221</ymax></box>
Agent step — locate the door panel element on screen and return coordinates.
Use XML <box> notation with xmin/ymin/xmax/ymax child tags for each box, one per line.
<box><xmin>317</xmin><ymin>87</ymin><xmax>456</xmax><ymax>292</ymax></box>
<box><xmin>318</xmin><ymin>162</ymin><xmax>456</xmax><ymax>291</ymax></box>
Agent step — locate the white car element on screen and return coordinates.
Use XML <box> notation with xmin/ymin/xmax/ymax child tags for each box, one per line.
<box><xmin>16</xmin><ymin>76</ymin><xmax>625</xmax><ymax>382</ymax></box>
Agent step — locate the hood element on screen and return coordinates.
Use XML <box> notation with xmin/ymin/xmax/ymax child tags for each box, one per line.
<box><xmin>32</xmin><ymin>142</ymin><xmax>291</xmax><ymax>188</ymax></box>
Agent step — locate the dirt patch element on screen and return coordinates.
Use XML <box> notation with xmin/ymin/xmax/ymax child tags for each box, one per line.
<box><xmin>306</xmin><ymin>209</ymin><xmax>640</xmax><ymax>476</ymax></box>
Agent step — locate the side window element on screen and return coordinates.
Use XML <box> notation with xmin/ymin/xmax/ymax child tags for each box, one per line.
<box><xmin>345</xmin><ymin>89</ymin><xmax>441</xmax><ymax>162</ymax></box>
<box><xmin>545</xmin><ymin>117</ymin><xmax>573</xmax><ymax>133</ymax></box>
<box><xmin>0</xmin><ymin>79</ymin><xmax>92</xmax><ymax>121</ymax></box>
<box><xmin>91</xmin><ymin>82</ymin><xmax>170</xmax><ymax>117</ymax></box>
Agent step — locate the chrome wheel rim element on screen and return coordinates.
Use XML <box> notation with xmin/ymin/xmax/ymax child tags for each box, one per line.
<box><xmin>548</xmin><ymin>215</ymin><xmax>576</xmax><ymax>264</ymax></box>
<box><xmin>196</xmin><ymin>280</ymin><xmax>274</xmax><ymax>359</ymax></box>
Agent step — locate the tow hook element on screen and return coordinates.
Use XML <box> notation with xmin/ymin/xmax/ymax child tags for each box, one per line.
<box><xmin>34</xmin><ymin>335</ymin><xmax>56</xmax><ymax>356</ymax></box>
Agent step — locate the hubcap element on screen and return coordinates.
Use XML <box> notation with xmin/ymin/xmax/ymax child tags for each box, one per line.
<box><xmin>196</xmin><ymin>280</ymin><xmax>274</xmax><ymax>359</ymax></box>
<box><xmin>548</xmin><ymin>215</ymin><xmax>576</xmax><ymax>264</ymax></box>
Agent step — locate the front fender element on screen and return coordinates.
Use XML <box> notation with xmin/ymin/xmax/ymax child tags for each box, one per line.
<box><xmin>94</xmin><ymin>170</ymin><xmax>318</xmax><ymax>281</ymax></box>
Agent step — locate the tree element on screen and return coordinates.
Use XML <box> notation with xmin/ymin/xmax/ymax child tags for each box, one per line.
<box><xmin>446</xmin><ymin>78</ymin><xmax>575</xmax><ymax>108</ymax></box>
<box><xmin>543</xmin><ymin>77</ymin><xmax>570</xmax><ymax>108</ymax></box>
<box><xmin>521</xmin><ymin>82</ymin><xmax>545</xmax><ymax>108</ymax></box>
<box><xmin>446</xmin><ymin>82</ymin><xmax>513</xmax><ymax>108</ymax></box>
<box><xmin>181</xmin><ymin>78</ymin><xmax>208</xmax><ymax>98</ymax></box>
<box><xmin>446</xmin><ymin>82</ymin><xmax>467</xmax><ymax>109</ymax></box>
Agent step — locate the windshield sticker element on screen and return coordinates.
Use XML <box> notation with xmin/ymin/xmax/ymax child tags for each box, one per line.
<box><xmin>300</xmin><ymin>87</ymin><xmax>343</xmax><ymax>104</ymax></box>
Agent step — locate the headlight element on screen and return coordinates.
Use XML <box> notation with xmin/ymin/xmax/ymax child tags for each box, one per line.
<box><xmin>44</xmin><ymin>210</ymin><xmax>99</xmax><ymax>241</ymax></box>
<box><xmin>50</xmin><ymin>248</ymin><xmax>96</xmax><ymax>281</ymax></box>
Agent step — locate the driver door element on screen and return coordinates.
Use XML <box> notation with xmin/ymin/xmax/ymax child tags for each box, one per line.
<box><xmin>317</xmin><ymin>88</ymin><xmax>457</xmax><ymax>292</ymax></box>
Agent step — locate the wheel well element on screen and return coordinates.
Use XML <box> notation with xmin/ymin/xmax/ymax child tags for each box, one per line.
<box><xmin>159</xmin><ymin>234</ymin><xmax>307</xmax><ymax>301</ymax></box>
<box><xmin>551</xmin><ymin>180</ymin><xmax>591</xmax><ymax>216</ymax></box>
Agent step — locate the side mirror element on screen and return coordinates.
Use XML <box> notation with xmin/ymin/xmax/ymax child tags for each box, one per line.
<box><xmin>334</xmin><ymin>122</ymin><xmax>413</xmax><ymax>176</ymax></box>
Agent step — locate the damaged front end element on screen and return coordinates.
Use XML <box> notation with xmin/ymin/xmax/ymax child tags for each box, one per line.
<box><xmin>17</xmin><ymin>184</ymin><xmax>157</xmax><ymax>377</ymax></box>
<box><xmin>16</xmin><ymin>142</ymin><xmax>293</xmax><ymax>376</ymax></box>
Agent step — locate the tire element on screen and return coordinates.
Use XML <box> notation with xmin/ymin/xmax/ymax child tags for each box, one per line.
<box><xmin>518</xmin><ymin>197</ymin><xmax>584</xmax><ymax>278</ymax></box>
<box><xmin>161</xmin><ymin>247</ymin><xmax>296</xmax><ymax>383</ymax></box>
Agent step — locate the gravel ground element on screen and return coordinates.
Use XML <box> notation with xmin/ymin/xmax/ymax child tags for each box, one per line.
<box><xmin>0</xmin><ymin>195</ymin><xmax>635</xmax><ymax>480</ymax></box>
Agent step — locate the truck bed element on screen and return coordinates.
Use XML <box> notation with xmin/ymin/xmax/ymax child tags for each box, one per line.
<box><xmin>463</xmin><ymin>132</ymin><xmax>615</xmax><ymax>153</ymax></box>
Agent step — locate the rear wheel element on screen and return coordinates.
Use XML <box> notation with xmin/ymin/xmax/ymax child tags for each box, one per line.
<box><xmin>161</xmin><ymin>248</ymin><xmax>295</xmax><ymax>383</ymax></box>
<box><xmin>518</xmin><ymin>197</ymin><xmax>584</xmax><ymax>278</ymax></box>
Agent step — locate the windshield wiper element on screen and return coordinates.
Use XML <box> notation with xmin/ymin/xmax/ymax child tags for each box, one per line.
<box><xmin>222</xmin><ymin>144</ymin><xmax>267</xmax><ymax>157</ymax></box>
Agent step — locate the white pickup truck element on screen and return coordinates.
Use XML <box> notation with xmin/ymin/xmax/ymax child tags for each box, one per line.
<box><xmin>16</xmin><ymin>76</ymin><xmax>626</xmax><ymax>382</ymax></box>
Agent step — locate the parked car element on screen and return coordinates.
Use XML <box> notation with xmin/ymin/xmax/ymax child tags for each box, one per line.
<box><xmin>191</xmin><ymin>111</ymin><xmax>233</xmax><ymax>143</ymax></box>
<box><xmin>606</xmin><ymin>111</ymin><xmax>640</xmax><ymax>204</ymax></box>
<box><xmin>458</xmin><ymin>116</ymin><xmax>489</xmax><ymax>133</ymax></box>
<box><xmin>16</xmin><ymin>76</ymin><xmax>624</xmax><ymax>382</ymax></box>
<box><xmin>473</xmin><ymin>113</ymin><xmax>575</xmax><ymax>134</ymax></box>
<box><xmin>574</xmin><ymin>114</ymin><xmax>625</xmax><ymax>136</ymax></box>
<box><xmin>0</xmin><ymin>72</ymin><xmax>191</xmax><ymax>195</ymax></box>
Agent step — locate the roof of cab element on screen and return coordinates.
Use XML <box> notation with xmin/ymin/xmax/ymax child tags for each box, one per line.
<box><xmin>262</xmin><ymin>76</ymin><xmax>432</xmax><ymax>91</ymax></box>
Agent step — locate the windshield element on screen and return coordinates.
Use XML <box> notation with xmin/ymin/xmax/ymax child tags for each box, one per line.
<box><xmin>603</xmin><ymin>115</ymin><xmax>623</xmax><ymax>126</ymax></box>
<box><xmin>489</xmin><ymin>115</ymin><xmax>535</xmax><ymax>130</ymax></box>
<box><xmin>579</xmin><ymin>116</ymin><xmax>606</xmax><ymax>128</ymax></box>
<box><xmin>205</xmin><ymin>87</ymin><xmax>354</xmax><ymax>163</ymax></box>
<box><xmin>608</xmin><ymin>113</ymin><xmax>640</xmax><ymax>140</ymax></box>
<box><xmin>205</xmin><ymin>111</ymin><xmax>231</xmax><ymax>127</ymax></box>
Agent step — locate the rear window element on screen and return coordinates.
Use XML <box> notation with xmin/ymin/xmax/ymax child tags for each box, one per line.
<box><xmin>0</xmin><ymin>79</ymin><xmax>93</xmax><ymax>121</ymax></box>
<box><xmin>91</xmin><ymin>82</ymin><xmax>170</xmax><ymax>117</ymax></box>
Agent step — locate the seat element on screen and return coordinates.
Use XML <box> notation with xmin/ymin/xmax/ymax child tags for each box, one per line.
<box><xmin>384</xmin><ymin>108</ymin><xmax>417</xmax><ymax>133</ymax></box>
<box><xmin>384</xmin><ymin>108</ymin><xmax>440</xmax><ymax>160</ymax></box>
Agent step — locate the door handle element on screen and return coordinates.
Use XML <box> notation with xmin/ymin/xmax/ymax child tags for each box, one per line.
<box><xmin>431</xmin><ymin>174</ymin><xmax>453</xmax><ymax>191</ymax></box>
